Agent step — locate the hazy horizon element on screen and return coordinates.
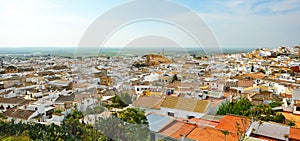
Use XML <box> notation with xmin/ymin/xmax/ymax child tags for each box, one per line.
<box><xmin>1</xmin><ymin>1</ymin><xmax>299</xmax><ymax>48</ymax></box>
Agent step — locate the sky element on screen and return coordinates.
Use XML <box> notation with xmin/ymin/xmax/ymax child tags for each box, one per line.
<box><xmin>0</xmin><ymin>0</ymin><xmax>300</xmax><ymax>48</ymax></box>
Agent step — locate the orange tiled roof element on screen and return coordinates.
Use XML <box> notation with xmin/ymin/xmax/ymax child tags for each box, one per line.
<box><xmin>243</xmin><ymin>72</ymin><xmax>265</xmax><ymax>79</ymax></box>
<box><xmin>216</xmin><ymin>115</ymin><xmax>250</xmax><ymax>133</ymax></box>
<box><xmin>187</xmin><ymin>127</ymin><xmax>239</xmax><ymax>141</ymax></box>
<box><xmin>238</xmin><ymin>80</ymin><xmax>254</xmax><ymax>87</ymax></box>
<box><xmin>159</xmin><ymin>120</ymin><xmax>196</xmax><ymax>139</ymax></box>
<box><xmin>290</xmin><ymin>127</ymin><xmax>300</xmax><ymax>140</ymax></box>
<box><xmin>282</xmin><ymin>112</ymin><xmax>300</xmax><ymax>128</ymax></box>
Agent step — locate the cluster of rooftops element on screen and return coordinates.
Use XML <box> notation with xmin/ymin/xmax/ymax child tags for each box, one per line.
<box><xmin>0</xmin><ymin>46</ymin><xmax>299</xmax><ymax>140</ymax></box>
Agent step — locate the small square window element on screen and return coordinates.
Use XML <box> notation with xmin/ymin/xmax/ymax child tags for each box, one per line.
<box><xmin>167</xmin><ymin>112</ymin><xmax>175</xmax><ymax>117</ymax></box>
<box><xmin>187</xmin><ymin>115</ymin><xmax>195</xmax><ymax>119</ymax></box>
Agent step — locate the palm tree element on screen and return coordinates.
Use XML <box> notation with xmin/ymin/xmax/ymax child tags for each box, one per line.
<box><xmin>256</xmin><ymin>120</ymin><xmax>263</xmax><ymax>134</ymax></box>
<box><xmin>221</xmin><ymin>130</ymin><xmax>229</xmax><ymax>141</ymax></box>
<box><xmin>171</xmin><ymin>74</ymin><xmax>178</xmax><ymax>83</ymax></box>
<box><xmin>283</xmin><ymin>134</ymin><xmax>289</xmax><ymax>141</ymax></box>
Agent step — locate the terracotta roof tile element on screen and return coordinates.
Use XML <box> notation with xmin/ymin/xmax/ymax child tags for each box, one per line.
<box><xmin>242</xmin><ymin>72</ymin><xmax>265</xmax><ymax>79</ymax></box>
<box><xmin>216</xmin><ymin>115</ymin><xmax>250</xmax><ymax>133</ymax></box>
<box><xmin>159</xmin><ymin>120</ymin><xmax>196</xmax><ymax>139</ymax></box>
<box><xmin>187</xmin><ymin>127</ymin><xmax>239</xmax><ymax>141</ymax></box>
<box><xmin>238</xmin><ymin>80</ymin><xmax>254</xmax><ymax>87</ymax></box>
<box><xmin>189</xmin><ymin>118</ymin><xmax>219</xmax><ymax>127</ymax></box>
<box><xmin>290</xmin><ymin>127</ymin><xmax>300</xmax><ymax>140</ymax></box>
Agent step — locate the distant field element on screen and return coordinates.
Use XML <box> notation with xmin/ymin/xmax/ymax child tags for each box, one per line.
<box><xmin>0</xmin><ymin>47</ymin><xmax>256</xmax><ymax>57</ymax></box>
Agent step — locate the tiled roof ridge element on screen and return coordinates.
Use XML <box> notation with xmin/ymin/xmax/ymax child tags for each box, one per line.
<box><xmin>290</xmin><ymin>126</ymin><xmax>300</xmax><ymax>130</ymax></box>
<box><xmin>209</xmin><ymin>125</ymin><xmax>237</xmax><ymax>134</ymax></box>
<box><xmin>225</xmin><ymin>113</ymin><xmax>250</xmax><ymax>119</ymax></box>
<box><xmin>256</xmin><ymin>119</ymin><xmax>291</xmax><ymax>127</ymax></box>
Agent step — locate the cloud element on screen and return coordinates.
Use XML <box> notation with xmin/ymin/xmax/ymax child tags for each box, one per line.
<box><xmin>199</xmin><ymin>10</ymin><xmax>300</xmax><ymax>48</ymax></box>
<box><xmin>215</xmin><ymin>0</ymin><xmax>300</xmax><ymax>15</ymax></box>
<box><xmin>0</xmin><ymin>0</ymin><xmax>299</xmax><ymax>48</ymax></box>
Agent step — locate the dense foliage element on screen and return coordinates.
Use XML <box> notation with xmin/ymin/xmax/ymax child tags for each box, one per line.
<box><xmin>0</xmin><ymin>109</ymin><xmax>107</xmax><ymax>141</ymax></box>
<box><xmin>268</xmin><ymin>101</ymin><xmax>283</xmax><ymax>108</ymax></box>
<box><xmin>217</xmin><ymin>98</ymin><xmax>291</xmax><ymax>125</ymax></box>
<box><xmin>106</xmin><ymin>93</ymin><xmax>136</xmax><ymax>109</ymax></box>
<box><xmin>116</xmin><ymin>108</ymin><xmax>148</xmax><ymax>124</ymax></box>
<box><xmin>84</xmin><ymin>105</ymin><xmax>105</xmax><ymax>115</ymax></box>
<box><xmin>217</xmin><ymin>98</ymin><xmax>252</xmax><ymax>116</ymax></box>
<box><xmin>97</xmin><ymin>108</ymin><xmax>149</xmax><ymax>141</ymax></box>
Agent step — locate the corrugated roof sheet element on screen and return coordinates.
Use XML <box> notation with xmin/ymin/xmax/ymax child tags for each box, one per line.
<box><xmin>251</xmin><ymin>121</ymin><xmax>290</xmax><ymax>140</ymax></box>
<box><xmin>147</xmin><ymin>113</ymin><xmax>174</xmax><ymax>132</ymax></box>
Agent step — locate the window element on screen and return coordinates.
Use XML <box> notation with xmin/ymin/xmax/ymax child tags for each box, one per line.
<box><xmin>187</xmin><ymin>115</ymin><xmax>195</xmax><ymax>119</ymax></box>
<box><xmin>167</xmin><ymin>112</ymin><xmax>175</xmax><ymax>117</ymax></box>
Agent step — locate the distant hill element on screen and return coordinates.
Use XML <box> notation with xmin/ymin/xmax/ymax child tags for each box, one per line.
<box><xmin>0</xmin><ymin>47</ymin><xmax>256</xmax><ymax>57</ymax></box>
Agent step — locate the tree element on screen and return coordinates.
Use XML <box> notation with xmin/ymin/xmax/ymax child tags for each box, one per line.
<box><xmin>85</xmin><ymin>105</ymin><xmax>105</xmax><ymax>115</ymax></box>
<box><xmin>221</xmin><ymin>130</ymin><xmax>229</xmax><ymax>141</ymax></box>
<box><xmin>273</xmin><ymin>113</ymin><xmax>285</xmax><ymax>123</ymax></box>
<box><xmin>0</xmin><ymin>111</ymin><xmax>108</xmax><ymax>141</ymax></box>
<box><xmin>236</xmin><ymin>118</ymin><xmax>248</xmax><ymax>140</ymax></box>
<box><xmin>116</xmin><ymin>108</ymin><xmax>148</xmax><ymax>124</ymax></box>
<box><xmin>256</xmin><ymin>120</ymin><xmax>264</xmax><ymax>134</ymax></box>
<box><xmin>96</xmin><ymin>108</ymin><xmax>149</xmax><ymax>141</ymax></box>
<box><xmin>171</xmin><ymin>74</ymin><xmax>178</xmax><ymax>83</ymax></box>
<box><xmin>217</xmin><ymin>98</ymin><xmax>289</xmax><ymax>125</ymax></box>
<box><xmin>269</xmin><ymin>101</ymin><xmax>283</xmax><ymax>108</ymax></box>
<box><xmin>287</xmin><ymin>120</ymin><xmax>296</xmax><ymax>126</ymax></box>
<box><xmin>96</xmin><ymin>115</ymin><xmax>149</xmax><ymax>141</ymax></box>
<box><xmin>108</xmin><ymin>93</ymin><xmax>136</xmax><ymax>109</ymax></box>
<box><xmin>283</xmin><ymin>134</ymin><xmax>289</xmax><ymax>141</ymax></box>
<box><xmin>217</xmin><ymin>98</ymin><xmax>252</xmax><ymax>116</ymax></box>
